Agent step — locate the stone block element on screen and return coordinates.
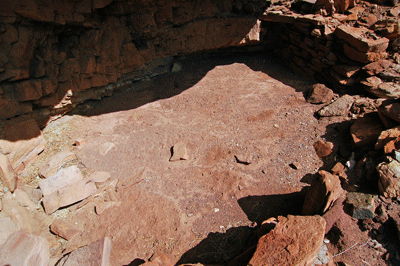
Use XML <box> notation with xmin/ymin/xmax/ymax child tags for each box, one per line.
<box><xmin>39</xmin><ymin>165</ymin><xmax>83</xmax><ymax>196</ymax></box>
<box><xmin>0</xmin><ymin>231</ymin><xmax>49</xmax><ymax>266</ymax></box>
<box><xmin>335</xmin><ymin>25</ymin><xmax>389</xmax><ymax>53</ymax></box>
<box><xmin>346</xmin><ymin>192</ymin><xmax>375</xmax><ymax>219</ymax></box>
<box><xmin>307</xmin><ymin>83</ymin><xmax>334</xmax><ymax>104</ymax></box>
<box><xmin>249</xmin><ymin>215</ymin><xmax>325</xmax><ymax>266</ymax></box>
<box><xmin>302</xmin><ymin>170</ymin><xmax>345</xmax><ymax>215</ymax></box>
<box><xmin>170</xmin><ymin>142</ymin><xmax>188</xmax><ymax>162</ymax></box>
<box><xmin>313</xmin><ymin>140</ymin><xmax>333</xmax><ymax>158</ymax></box>
<box><xmin>317</xmin><ymin>94</ymin><xmax>354</xmax><ymax>117</ymax></box>
<box><xmin>377</xmin><ymin>160</ymin><xmax>400</xmax><ymax>198</ymax></box>
<box><xmin>50</xmin><ymin>220</ymin><xmax>81</xmax><ymax>241</ymax></box>
<box><xmin>343</xmin><ymin>43</ymin><xmax>387</xmax><ymax>64</ymax></box>
<box><xmin>42</xmin><ymin>180</ymin><xmax>97</xmax><ymax>214</ymax></box>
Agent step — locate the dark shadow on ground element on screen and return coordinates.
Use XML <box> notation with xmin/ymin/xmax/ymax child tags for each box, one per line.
<box><xmin>70</xmin><ymin>50</ymin><xmax>313</xmax><ymax>118</ymax></box>
<box><xmin>174</xmin><ymin>190</ymin><xmax>306</xmax><ymax>266</ymax></box>
<box><xmin>237</xmin><ymin>191</ymin><xmax>306</xmax><ymax>225</ymax></box>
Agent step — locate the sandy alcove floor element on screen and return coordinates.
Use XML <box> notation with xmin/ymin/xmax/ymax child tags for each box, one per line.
<box><xmin>38</xmin><ymin>52</ymin><xmax>347</xmax><ymax>265</ymax></box>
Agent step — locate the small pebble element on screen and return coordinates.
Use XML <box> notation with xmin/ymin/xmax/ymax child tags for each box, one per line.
<box><xmin>214</xmin><ymin>208</ymin><xmax>220</xmax><ymax>213</ymax></box>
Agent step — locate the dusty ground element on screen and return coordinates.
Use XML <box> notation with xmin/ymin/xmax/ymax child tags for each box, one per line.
<box><xmin>30</xmin><ymin>52</ymin><xmax>387</xmax><ymax>265</ymax></box>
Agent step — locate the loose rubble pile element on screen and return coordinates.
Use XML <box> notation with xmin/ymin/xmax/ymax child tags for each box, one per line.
<box><xmin>1</xmin><ymin>0</ymin><xmax>400</xmax><ymax>266</ymax></box>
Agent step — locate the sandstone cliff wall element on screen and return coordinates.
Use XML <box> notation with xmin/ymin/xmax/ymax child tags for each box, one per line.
<box><xmin>0</xmin><ymin>0</ymin><xmax>265</xmax><ymax>125</ymax></box>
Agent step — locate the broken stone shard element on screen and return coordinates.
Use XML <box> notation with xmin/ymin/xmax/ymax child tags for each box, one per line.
<box><xmin>302</xmin><ymin>170</ymin><xmax>345</xmax><ymax>215</ymax></box>
<box><xmin>50</xmin><ymin>220</ymin><xmax>81</xmax><ymax>241</ymax></box>
<box><xmin>313</xmin><ymin>140</ymin><xmax>333</xmax><ymax>158</ymax></box>
<box><xmin>317</xmin><ymin>94</ymin><xmax>354</xmax><ymax>117</ymax></box>
<box><xmin>249</xmin><ymin>215</ymin><xmax>326</xmax><ymax>266</ymax></box>
<box><xmin>169</xmin><ymin>142</ymin><xmax>188</xmax><ymax>162</ymax></box>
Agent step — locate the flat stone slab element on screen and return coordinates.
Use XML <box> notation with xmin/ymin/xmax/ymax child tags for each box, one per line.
<box><xmin>335</xmin><ymin>25</ymin><xmax>389</xmax><ymax>53</ymax></box>
<box><xmin>42</xmin><ymin>180</ymin><xmax>97</xmax><ymax>214</ymax></box>
<box><xmin>39</xmin><ymin>165</ymin><xmax>83</xmax><ymax>196</ymax></box>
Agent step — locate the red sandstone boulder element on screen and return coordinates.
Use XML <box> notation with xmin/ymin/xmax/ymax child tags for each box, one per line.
<box><xmin>307</xmin><ymin>83</ymin><xmax>334</xmax><ymax>104</ymax></box>
<box><xmin>375</xmin><ymin>126</ymin><xmax>400</xmax><ymax>150</ymax></box>
<box><xmin>350</xmin><ymin>116</ymin><xmax>384</xmax><ymax>148</ymax></box>
<box><xmin>248</xmin><ymin>215</ymin><xmax>326</xmax><ymax>266</ymax></box>
<box><xmin>313</xmin><ymin>140</ymin><xmax>334</xmax><ymax>158</ymax></box>
<box><xmin>302</xmin><ymin>170</ymin><xmax>345</xmax><ymax>215</ymax></box>
<box><xmin>377</xmin><ymin>160</ymin><xmax>400</xmax><ymax>198</ymax></box>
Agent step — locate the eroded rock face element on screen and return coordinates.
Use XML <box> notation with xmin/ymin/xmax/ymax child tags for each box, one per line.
<box><xmin>0</xmin><ymin>0</ymin><xmax>266</xmax><ymax>125</ymax></box>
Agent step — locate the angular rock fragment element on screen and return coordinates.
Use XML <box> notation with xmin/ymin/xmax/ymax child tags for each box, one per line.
<box><xmin>50</xmin><ymin>220</ymin><xmax>81</xmax><ymax>241</ymax></box>
<box><xmin>302</xmin><ymin>170</ymin><xmax>345</xmax><ymax>215</ymax></box>
<box><xmin>307</xmin><ymin>83</ymin><xmax>334</xmax><ymax>104</ymax></box>
<box><xmin>169</xmin><ymin>142</ymin><xmax>188</xmax><ymax>162</ymax></box>
<box><xmin>375</xmin><ymin>126</ymin><xmax>400</xmax><ymax>150</ymax></box>
<box><xmin>345</xmin><ymin>192</ymin><xmax>375</xmax><ymax>219</ymax></box>
<box><xmin>317</xmin><ymin>94</ymin><xmax>353</xmax><ymax>117</ymax></box>
<box><xmin>0</xmin><ymin>231</ymin><xmax>50</xmax><ymax>266</ymax></box>
<box><xmin>38</xmin><ymin>151</ymin><xmax>76</xmax><ymax>178</ymax></box>
<box><xmin>383</xmin><ymin>136</ymin><xmax>400</xmax><ymax>154</ymax></box>
<box><xmin>58</xmin><ymin>237</ymin><xmax>111</xmax><ymax>266</ymax></box>
<box><xmin>13</xmin><ymin>188</ymin><xmax>39</xmax><ymax>210</ymax></box>
<box><xmin>249</xmin><ymin>215</ymin><xmax>326</xmax><ymax>266</ymax></box>
<box><xmin>39</xmin><ymin>165</ymin><xmax>83</xmax><ymax>196</ymax></box>
<box><xmin>313</xmin><ymin>140</ymin><xmax>333</xmax><ymax>158</ymax></box>
<box><xmin>42</xmin><ymin>180</ymin><xmax>97</xmax><ymax>214</ymax></box>
<box><xmin>350</xmin><ymin>116</ymin><xmax>384</xmax><ymax>148</ymax></box>
<box><xmin>0</xmin><ymin>152</ymin><xmax>17</xmax><ymax>192</ymax></box>
<box><xmin>377</xmin><ymin>160</ymin><xmax>400</xmax><ymax>198</ymax></box>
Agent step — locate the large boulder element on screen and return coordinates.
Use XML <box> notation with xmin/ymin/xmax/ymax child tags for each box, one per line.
<box><xmin>249</xmin><ymin>215</ymin><xmax>326</xmax><ymax>266</ymax></box>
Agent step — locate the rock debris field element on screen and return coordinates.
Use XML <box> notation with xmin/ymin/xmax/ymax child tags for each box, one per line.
<box><xmin>1</xmin><ymin>52</ymin><xmax>400</xmax><ymax>266</ymax></box>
